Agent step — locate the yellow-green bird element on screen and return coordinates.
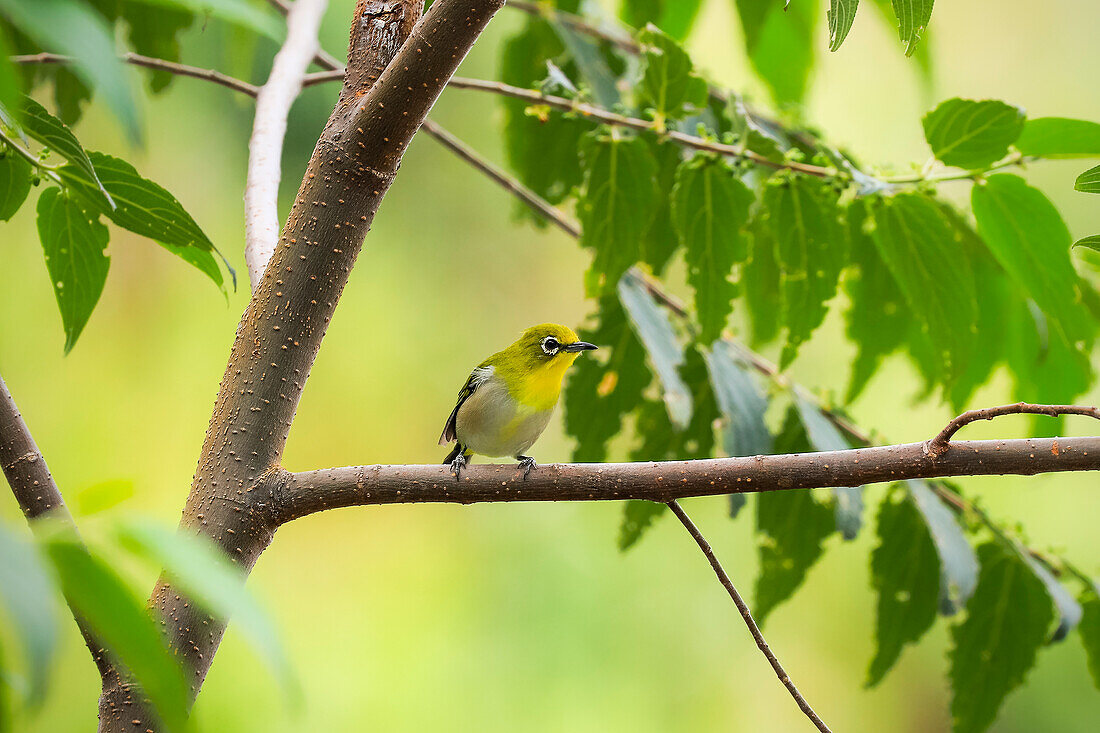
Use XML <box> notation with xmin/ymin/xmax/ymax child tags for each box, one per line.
<box><xmin>440</xmin><ymin>323</ymin><xmax>597</xmax><ymax>478</ymax></box>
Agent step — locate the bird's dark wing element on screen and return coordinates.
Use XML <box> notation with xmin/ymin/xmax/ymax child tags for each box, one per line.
<box><xmin>438</xmin><ymin>367</ymin><xmax>484</xmax><ymax>446</ymax></box>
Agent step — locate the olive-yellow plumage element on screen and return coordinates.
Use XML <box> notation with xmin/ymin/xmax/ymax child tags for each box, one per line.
<box><xmin>439</xmin><ymin>323</ymin><xmax>597</xmax><ymax>477</ymax></box>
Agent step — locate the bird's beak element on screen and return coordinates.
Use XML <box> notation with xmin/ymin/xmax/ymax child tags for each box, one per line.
<box><xmin>562</xmin><ymin>341</ymin><xmax>598</xmax><ymax>353</ymax></box>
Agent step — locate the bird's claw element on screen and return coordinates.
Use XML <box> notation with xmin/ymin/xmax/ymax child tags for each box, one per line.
<box><xmin>449</xmin><ymin>452</ymin><xmax>467</xmax><ymax>481</ymax></box>
<box><xmin>516</xmin><ymin>455</ymin><xmax>537</xmax><ymax>480</ymax></box>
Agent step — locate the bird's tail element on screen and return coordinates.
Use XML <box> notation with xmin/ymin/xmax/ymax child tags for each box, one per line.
<box><xmin>443</xmin><ymin>443</ymin><xmax>464</xmax><ymax>465</ymax></box>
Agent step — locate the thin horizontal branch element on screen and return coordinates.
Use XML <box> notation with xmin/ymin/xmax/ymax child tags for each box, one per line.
<box><xmin>506</xmin><ymin>0</ymin><xmax>641</xmax><ymax>54</ymax></box>
<box><xmin>275</xmin><ymin>436</ymin><xmax>1099</xmax><ymax>523</ymax></box>
<box><xmin>666</xmin><ymin>500</ymin><xmax>831</xmax><ymax>733</ymax></box>
<box><xmin>929</xmin><ymin>402</ymin><xmax>1100</xmax><ymax>456</ymax></box>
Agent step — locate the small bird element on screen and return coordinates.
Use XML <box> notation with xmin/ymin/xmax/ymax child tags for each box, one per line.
<box><xmin>439</xmin><ymin>323</ymin><xmax>597</xmax><ymax>478</ymax></box>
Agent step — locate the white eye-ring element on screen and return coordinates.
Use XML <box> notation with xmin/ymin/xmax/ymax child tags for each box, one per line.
<box><xmin>541</xmin><ymin>336</ymin><xmax>560</xmax><ymax>355</ymax></box>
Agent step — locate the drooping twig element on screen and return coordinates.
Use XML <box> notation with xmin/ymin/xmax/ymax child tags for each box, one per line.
<box><xmin>665</xmin><ymin>500</ymin><xmax>832</xmax><ymax>733</ymax></box>
<box><xmin>927</xmin><ymin>402</ymin><xmax>1100</xmax><ymax>456</ymax></box>
<box><xmin>244</xmin><ymin>0</ymin><xmax>330</xmax><ymax>290</ymax></box>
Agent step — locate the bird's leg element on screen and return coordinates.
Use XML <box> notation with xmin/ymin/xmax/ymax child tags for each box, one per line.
<box><xmin>449</xmin><ymin>450</ymin><xmax>468</xmax><ymax>481</ymax></box>
<box><xmin>515</xmin><ymin>455</ymin><xmax>537</xmax><ymax>480</ymax></box>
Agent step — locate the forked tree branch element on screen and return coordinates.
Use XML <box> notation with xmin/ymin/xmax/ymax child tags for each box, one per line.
<box><xmin>928</xmin><ymin>402</ymin><xmax>1100</xmax><ymax>456</ymax></box>
<box><xmin>244</xmin><ymin>0</ymin><xmax>329</xmax><ymax>290</ymax></box>
<box><xmin>666</xmin><ymin>500</ymin><xmax>831</xmax><ymax>733</ymax></box>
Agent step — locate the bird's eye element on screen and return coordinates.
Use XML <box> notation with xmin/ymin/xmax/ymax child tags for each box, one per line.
<box><xmin>541</xmin><ymin>337</ymin><xmax>560</xmax><ymax>355</ymax></box>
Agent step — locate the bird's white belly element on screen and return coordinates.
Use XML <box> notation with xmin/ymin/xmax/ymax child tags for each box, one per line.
<box><xmin>455</xmin><ymin>378</ymin><xmax>553</xmax><ymax>458</ymax></box>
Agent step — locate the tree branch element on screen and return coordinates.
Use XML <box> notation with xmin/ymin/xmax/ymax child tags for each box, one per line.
<box><xmin>244</xmin><ymin>0</ymin><xmax>329</xmax><ymax>290</ymax></box>
<box><xmin>928</xmin><ymin>402</ymin><xmax>1100</xmax><ymax>456</ymax></box>
<box><xmin>273</xmin><ymin>435</ymin><xmax>1099</xmax><ymax>523</ymax></box>
<box><xmin>665</xmin><ymin>500</ymin><xmax>831</xmax><ymax>733</ymax></box>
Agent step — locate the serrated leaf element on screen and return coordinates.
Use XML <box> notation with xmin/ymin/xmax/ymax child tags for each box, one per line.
<box><xmin>121</xmin><ymin>3</ymin><xmax>194</xmax><ymax>93</ymax></box>
<box><xmin>1074</xmin><ymin>164</ymin><xmax>1100</xmax><ymax>193</ymax></box>
<box><xmin>629</xmin><ymin>347</ymin><xmax>719</xmax><ymax>463</ymax></box>
<box><xmin>743</xmin><ymin>215</ymin><xmax>781</xmax><ymax>347</ymax></box>
<box><xmin>618</xmin><ymin>500</ymin><xmax>667</xmax><ymax>551</ymax></box>
<box><xmin>0</xmin><ymin>147</ymin><xmax>31</xmax><ymax>220</ymax></box>
<box><xmin>827</xmin><ymin>0</ymin><xmax>860</xmax><ymax>51</ymax></box>
<box><xmin>1004</xmin><ymin>297</ymin><xmax>1094</xmax><ymax>413</ymax></box>
<box><xmin>60</xmin><ymin>151</ymin><xmax>231</xmax><ymax>292</ymax></box>
<box><xmin>868</xmin><ymin>192</ymin><xmax>977</xmax><ymax>388</ymax></box>
<box><xmin>907</xmin><ymin>481</ymin><xmax>978</xmax><ymax>614</ymax></box>
<box><xmin>638</xmin><ymin>25</ymin><xmax>707</xmax><ymax>122</ymax></box>
<box><xmin>116</xmin><ymin>520</ymin><xmax>298</xmax><ymax>699</ymax></box>
<box><xmin>844</xmin><ymin>199</ymin><xmax>910</xmax><ymax>401</ymax></box>
<box><xmin>578</xmin><ymin>134</ymin><xmax>657</xmax><ymax>295</ymax></box>
<box><xmin>703</xmin><ymin>340</ymin><xmax>772</xmax><ymax>458</ymax></box>
<box><xmin>564</xmin><ymin>295</ymin><xmax>651</xmax><ymax>461</ymax></box>
<box><xmin>124</xmin><ymin>0</ymin><xmax>283</xmax><ymax>41</ymax></box>
<box><xmin>37</xmin><ymin>187</ymin><xmax>109</xmax><ymax>353</ymax></box>
<box><xmin>1015</xmin><ymin>117</ymin><xmax>1100</xmax><ymax>158</ymax></box>
<box><xmin>43</xmin><ymin>537</ymin><xmax>188</xmax><ymax>731</ymax></box>
<box><xmin>972</xmin><ymin>174</ymin><xmax>1091</xmax><ymax>345</ymax></box>
<box><xmin>672</xmin><ymin>154</ymin><xmax>754</xmax><ymax>342</ymax></box>
<box><xmin>755</xmin><ymin>487</ymin><xmax>835</xmax><ymax>626</ymax></box>
<box><xmin>949</xmin><ymin>541</ymin><xmax>1055</xmax><ymax>733</ymax></box>
<box><xmin>618</xmin><ymin>270</ymin><xmax>692</xmax><ymax>429</ymax></box>
<box><xmin>866</xmin><ymin>488</ymin><xmax>940</xmax><ymax>687</ymax></box>
<box><xmin>1074</xmin><ymin>234</ymin><xmax>1100</xmax><ymax>251</ymax></box>
<box><xmin>641</xmin><ymin>138</ymin><xmax>683</xmax><ymax>274</ymax></box>
<box><xmin>550</xmin><ymin>20</ymin><xmax>620</xmax><ymax>109</ymax></box>
<box><xmin>1079</xmin><ymin>585</ymin><xmax>1100</xmax><ymax>689</ymax></box>
<box><xmin>888</xmin><ymin>0</ymin><xmax>934</xmax><ymax>56</ymax></box>
<box><xmin>792</xmin><ymin>389</ymin><xmax>863</xmax><ymax>539</ymax></box>
<box><xmin>1021</xmin><ymin>555</ymin><xmax>1081</xmax><ymax>642</ymax></box>
<box><xmin>732</xmin><ymin>0</ymin><xmax>818</xmax><ymax>105</ymax></box>
<box><xmin>621</xmin><ymin>0</ymin><xmax>704</xmax><ymax>41</ymax></box>
<box><xmin>0</xmin><ymin>523</ymin><xmax>58</xmax><ymax>706</ymax></box>
<box><xmin>766</xmin><ymin>175</ymin><xmax>845</xmax><ymax>369</ymax></box>
<box><xmin>20</xmin><ymin>96</ymin><xmax>110</xmax><ymax>208</ymax></box>
<box><xmin>0</xmin><ymin>0</ymin><xmax>140</xmax><ymax>141</ymax></box>
<box><xmin>921</xmin><ymin>98</ymin><xmax>1025</xmax><ymax>169</ymax></box>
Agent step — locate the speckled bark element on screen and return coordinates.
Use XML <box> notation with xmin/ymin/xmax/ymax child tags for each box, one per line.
<box><xmin>96</xmin><ymin>1</ymin><xmax>504</xmax><ymax>730</ymax></box>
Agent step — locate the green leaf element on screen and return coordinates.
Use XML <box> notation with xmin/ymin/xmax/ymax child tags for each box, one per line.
<box><xmin>972</xmin><ymin>174</ymin><xmax>1091</xmax><ymax>345</ymax></box>
<box><xmin>792</xmin><ymin>389</ymin><xmax>863</xmax><ymax>540</ymax></box>
<box><xmin>949</xmin><ymin>541</ymin><xmax>1055</xmax><ymax>733</ymax></box>
<box><xmin>20</xmin><ymin>96</ymin><xmax>110</xmax><ymax>208</ymax></box>
<box><xmin>549</xmin><ymin>22</ymin><xmax>620</xmax><ymax>109</ymax></box>
<box><xmin>0</xmin><ymin>146</ymin><xmax>31</xmax><ymax>220</ymax></box>
<box><xmin>844</xmin><ymin>199</ymin><xmax>910</xmax><ymax>401</ymax></box>
<box><xmin>765</xmin><ymin>175</ymin><xmax>845</xmax><ymax>369</ymax></box>
<box><xmin>638</xmin><ymin>25</ymin><xmax>707</xmax><ymax>123</ymax></box>
<box><xmin>0</xmin><ymin>0</ymin><xmax>140</xmax><ymax>141</ymax></box>
<box><xmin>1004</xmin><ymin>297</ymin><xmax>1094</xmax><ymax>412</ymax></box>
<box><xmin>618</xmin><ymin>500</ymin><xmax>667</xmax><ymax>551</ymax></box>
<box><xmin>1015</xmin><ymin>117</ymin><xmax>1100</xmax><ymax>158</ymax></box>
<box><xmin>629</xmin><ymin>347</ymin><xmax>719</xmax><ymax>463</ymax></box>
<box><xmin>921</xmin><ymin>98</ymin><xmax>1025</xmax><ymax>169</ymax></box>
<box><xmin>743</xmin><ymin>215</ymin><xmax>781</xmax><ymax>347</ymax></box>
<box><xmin>60</xmin><ymin>152</ymin><xmax>231</xmax><ymax>292</ymax></box>
<box><xmin>618</xmin><ymin>270</ymin><xmax>692</xmax><ymax>429</ymax></box>
<box><xmin>1074</xmin><ymin>234</ymin><xmax>1100</xmax><ymax>251</ymax></box>
<box><xmin>703</xmin><ymin>340</ymin><xmax>772</xmax><ymax>458</ymax></box>
<box><xmin>671</xmin><ymin>154</ymin><xmax>754</xmax><ymax>343</ymax></box>
<box><xmin>755</xmin><ymin>486</ymin><xmax>835</xmax><ymax>626</ymax></box>
<box><xmin>887</xmin><ymin>0</ymin><xmax>934</xmax><ymax>56</ymax></box>
<box><xmin>121</xmin><ymin>2</ymin><xmax>194</xmax><ymax>93</ymax></box>
<box><xmin>827</xmin><ymin>0</ymin><xmax>860</xmax><ymax>51</ymax></box>
<box><xmin>641</xmin><ymin>138</ymin><xmax>683</xmax><ymax>274</ymax></box>
<box><xmin>866</xmin><ymin>487</ymin><xmax>940</xmax><ymax>687</ymax></box>
<box><xmin>1074</xmin><ymin>164</ymin><xmax>1100</xmax><ymax>193</ymax></box>
<box><xmin>868</xmin><ymin>192</ymin><xmax>977</xmax><ymax>388</ymax></box>
<box><xmin>732</xmin><ymin>0</ymin><xmax>818</xmax><ymax>105</ymax></box>
<box><xmin>73</xmin><ymin>479</ymin><xmax>134</xmax><ymax>516</ymax></box>
<box><xmin>907</xmin><ymin>481</ymin><xmax>978</xmax><ymax>614</ymax></box>
<box><xmin>578</xmin><ymin>134</ymin><xmax>657</xmax><ymax>295</ymax></box>
<box><xmin>564</xmin><ymin>295</ymin><xmax>651</xmax><ymax>461</ymax></box>
<box><xmin>124</xmin><ymin>0</ymin><xmax>282</xmax><ymax>41</ymax></box>
<box><xmin>1079</xmin><ymin>585</ymin><xmax>1100</xmax><ymax>689</ymax></box>
<box><xmin>116</xmin><ymin>520</ymin><xmax>298</xmax><ymax>698</ymax></box>
<box><xmin>0</xmin><ymin>524</ymin><xmax>58</xmax><ymax>706</ymax></box>
<box><xmin>0</xmin><ymin>33</ymin><xmax>21</xmax><ymax>125</ymax></box>
<box><xmin>1022</xmin><ymin>554</ymin><xmax>1081</xmax><ymax>642</ymax></box>
<box><xmin>37</xmin><ymin>187</ymin><xmax>110</xmax><ymax>354</ymax></box>
<box><xmin>621</xmin><ymin>0</ymin><xmax>704</xmax><ymax>40</ymax></box>
<box><xmin>44</xmin><ymin>537</ymin><xmax>188</xmax><ymax>731</ymax></box>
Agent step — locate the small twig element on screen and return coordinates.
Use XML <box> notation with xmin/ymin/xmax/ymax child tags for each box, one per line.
<box><xmin>244</xmin><ymin>0</ymin><xmax>330</xmax><ymax>291</ymax></box>
<box><xmin>12</xmin><ymin>52</ymin><xmax>260</xmax><ymax>97</ymax></box>
<box><xmin>927</xmin><ymin>402</ymin><xmax>1100</xmax><ymax>457</ymax></box>
<box><xmin>882</xmin><ymin>151</ymin><xmax>1030</xmax><ymax>184</ymax></box>
<box><xmin>665</xmin><ymin>500</ymin><xmax>832</xmax><ymax>733</ymax></box>
<box><xmin>421</xmin><ymin>119</ymin><xmax>580</xmax><ymax>238</ymax></box>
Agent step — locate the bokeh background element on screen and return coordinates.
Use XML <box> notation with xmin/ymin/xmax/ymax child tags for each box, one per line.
<box><xmin>1</xmin><ymin>0</ymin><xmax>1098</xmax><ymax>730</ymax></box>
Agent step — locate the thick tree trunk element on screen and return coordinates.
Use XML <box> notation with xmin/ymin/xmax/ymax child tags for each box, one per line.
<box><xmin>96</xmin><ymin>1</ymin><xmax>505</xmax><ymax>729</ymax></box>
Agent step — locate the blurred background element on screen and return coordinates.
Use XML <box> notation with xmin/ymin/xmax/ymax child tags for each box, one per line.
<box><xmin>1</xmin><ymin>0</ymin><xmax>1098</xmax><ymax>730</ymax></box>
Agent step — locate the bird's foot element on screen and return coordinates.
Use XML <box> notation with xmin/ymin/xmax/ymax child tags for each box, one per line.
<box><xmin>516</xmin><ymin>455</ymin><xmax>537</xmax><ymax>480</ymax></box>
<box><xmin>449</xmin><ymin>452</ymin><xmax>467</xmax><ymax>481</ymax></box>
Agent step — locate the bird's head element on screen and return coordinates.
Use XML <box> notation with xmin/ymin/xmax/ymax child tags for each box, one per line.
<box><xmin>500</xmin><ymin>323</ymin><xmax>598</xmax><ymax>373</ymax></box>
